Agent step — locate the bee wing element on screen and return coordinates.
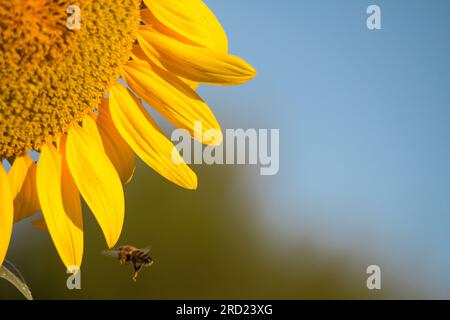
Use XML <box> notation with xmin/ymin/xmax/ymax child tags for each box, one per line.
<box><xmin>102</xmin><ymin>249</ymin><xmax>120</xmax><ymax>259</ymax></box>
<box><xmin>140</xmin><ymin>246</ymin><xmax>152</xmax><ymax>255</ymax></box>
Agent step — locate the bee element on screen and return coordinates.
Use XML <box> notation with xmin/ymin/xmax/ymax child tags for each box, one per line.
<box><xmin>102</xmin><ymin>245</ymin><xmax>154</xmax><ymax>282</ymax></box>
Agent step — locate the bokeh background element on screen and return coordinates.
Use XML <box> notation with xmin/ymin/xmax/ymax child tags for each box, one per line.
<box><xmin>2</xmin><ymin>0</ymin><xmax>450</xmax><ymax>299</ymax></box>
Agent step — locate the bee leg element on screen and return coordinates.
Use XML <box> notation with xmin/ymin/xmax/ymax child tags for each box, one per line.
<box><xmin>119</xmin><ymin>258</ymin><xmax>126</xmax><ymax>265</ymax></box>
<box><xmin>132</xmin><ymin>263</ymin><xmax>143</xmax><ymax>282</ymax></box>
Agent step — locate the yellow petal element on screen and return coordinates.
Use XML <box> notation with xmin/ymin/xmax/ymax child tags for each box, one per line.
<box><xmin>36</xmin><ymin>143</ymin><xmax>83</xmax><ymax>268</ymax></box>
<box><xmin>138</xmin><ymin>27</ymin><xmax>256</xmax><ymax>86</ymax></box>
<box><xmin>81</xmin><ymin>114</ymin><xmax>102</xmax><ymax>146</ymax></box>
<box><xmin>132</xmin><ymin>44</ymin><xmax>199</xmax><ymax>91</ymax></box>
<box><xmin>83</xmin><ymin>112</ymin><xmax>136</xmax><ymax>185</ymax></box>
<box><xmin>132</xmin><ymin>44</ymin><xmax>163</xmax><ymax>69</ymax></box>
<box><xmin>0</xmin><ymin>164</ymin><xmax>13</xmax><ymax>266</ymax></box>
<box><xmin>66</xmin><ymin>124</ymin><xmax>124</xmax><ymax>248</ymax></box>
<box><xmin>109</xmin><ymin>82</ymin><xmax>197</xmax><ymax>189</ymax></box>
<box><xmin>8</xmin><ymin>155</ymin><xmax>40</xmax><ymax>222</ymax></box>
<box><xmin>141</xmin><ymin>0</ymin><xmax>228</xmax><ymax>52</ymax></box>
<box><xmin>180</xmin><ymin>77</ymin><xmax>200</xmax><ymax>91</ymax></box>
<box><xmin>31</xmin><ymin>218</ymin><xmax>48</xmax><ymax>232</ymax></box>
<box><xmin>124</xmin><ymin>60</ymin><xmax>222</xmax><ymax>145</ymax></box>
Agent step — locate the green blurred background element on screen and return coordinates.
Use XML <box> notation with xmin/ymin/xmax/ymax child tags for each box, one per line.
<box><xmin>0</xmin><ymin>162</ymin><xmax>420</xmax><ymax>299</ymax></box>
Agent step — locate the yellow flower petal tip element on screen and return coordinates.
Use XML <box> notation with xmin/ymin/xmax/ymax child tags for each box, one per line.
<box><xmin>184</xmin><ymin>170</ymin><xmax>198</xmax><ymax>191</ymax></box>
<box><xmin>109</xmin><ymin>82</ymin><xmax>199</xmax><ymax>191</ymax></box>
<box><xmin>123</xmin><ymin>60</ymin><xmax>224</xmax><ymax>145</ymax></box>
<box><xmin>36</xmin><ymin>143</ymin><xmax>84</xmax><ymax>268</ymax></box>
<box><xmin>202</xmin><ymin>129</ymin><xmax>224</xmax><ymax>146</ymax></box>
<box><xmin>66</xmin><ymin>125</ymin><xmax>124</xmax><ymax>248</ymax></box>
<box><xmin>137</xmin><ymin>28</ymin><xmax>256</xmax><ymax>85</ymax></box>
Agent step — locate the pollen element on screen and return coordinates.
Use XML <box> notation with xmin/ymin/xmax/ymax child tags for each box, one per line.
<box><xmin>0</xmin><ymin>0</ymin><xmax>141</xmax><ymax>158</ymax></box>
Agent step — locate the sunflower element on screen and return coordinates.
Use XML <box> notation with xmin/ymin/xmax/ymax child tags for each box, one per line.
<box><xmin>0</xmin><ymin>0</ymin><xmax>255</xmax><ymax>269</ymax></box>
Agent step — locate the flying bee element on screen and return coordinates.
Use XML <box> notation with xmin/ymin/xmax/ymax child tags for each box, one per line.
<box><xmin>102</xmin><ymin>245</ymin><xmax>154</xmax><ymax>282</ymax></box>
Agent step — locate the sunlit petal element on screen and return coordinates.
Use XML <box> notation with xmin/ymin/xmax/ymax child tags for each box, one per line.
<box><xmin>142</xmin><ymin>0</ymin><xmax>228</xmax><ymax>52</ymax></box>
<box><xmin>138</xmin><ymin>27</ymin><xmax>256</xmax><ymax>85</ymax></box>
<box><xmin>109</xmin><ymin>82</ymin><xmax>197</xmax><ymax>189</ymax></box>
<box><xmin>8</xmin><ymin>155</ymin><xmax>40</xmax><ymax>222</ymax></box>
<box><xmin>132</xmin><ymin>44</ymin><xmax>200</xmax><ymax>90</ymax></box>
<box><xmin>96</xmin><ymin>101</ymin><xmax>136</xmax><ymax>184</ymax></box>
<box><xmin>0</xmin><ymin>164</ymin><xmax>13</xmax><ymax>266</ymax></box>
<box><xmin>124</xmin><ymin>60</ymin><xmax>222</xmax><ymax>145</ymax></box>
<box><xmin>36</xmin><ymin>143</ymin><xmax>83</xmax><ymax>268</ymax></box>
<box><xmin>66</xmin><ymin>124</ymin><xmax>124</xmax><ymax>248</ymax></box>
<box><xmin>82</xmin><ymin>113</ymin><xmax>136</xmax><ymax>185</ymax></box>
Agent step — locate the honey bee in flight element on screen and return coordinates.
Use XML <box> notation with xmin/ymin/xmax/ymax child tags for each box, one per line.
<box><xmin>103</xmin><ymin>245</ymin><xmax>154</xmax><ymax>282</ymax></box>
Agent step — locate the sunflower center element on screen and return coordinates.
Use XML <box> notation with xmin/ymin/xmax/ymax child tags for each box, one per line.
<box><xmin>0</xmin><ymin>0</ymin><xmax>141</xmax><ymax>158</ymax></box>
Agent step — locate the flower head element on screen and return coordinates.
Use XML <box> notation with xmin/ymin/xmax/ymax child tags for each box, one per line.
<box><xmin>0</xmin><ymin>0</ymin><xmax>255</xmax><ymax>268</ymax></box>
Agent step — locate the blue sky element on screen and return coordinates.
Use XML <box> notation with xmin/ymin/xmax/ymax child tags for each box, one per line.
<box><xmin>201</xmin><ymin>0</ymin><xmax>450</xmax><ymax>296</ymax></box>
